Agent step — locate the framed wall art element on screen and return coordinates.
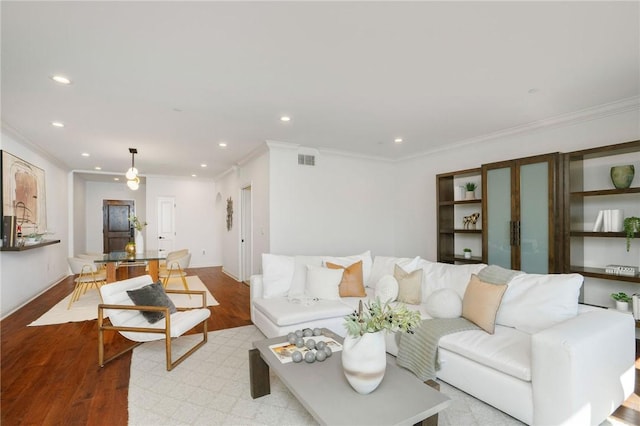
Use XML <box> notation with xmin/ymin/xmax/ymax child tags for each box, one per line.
<box><xmin>1</xmin><ymin>150</ymin><xmax>47</xmax><ymax>236</ymax></box>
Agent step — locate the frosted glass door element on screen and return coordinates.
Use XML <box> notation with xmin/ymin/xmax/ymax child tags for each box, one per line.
<box><xmin>486</xmin><ymin>167</ymin><xmax>511</xmax><ymax>268</ymax></box>
<box><xmin>519</xmin><ymin>162</ymin><xmax>549</xmax><ymax>273</ymax></box>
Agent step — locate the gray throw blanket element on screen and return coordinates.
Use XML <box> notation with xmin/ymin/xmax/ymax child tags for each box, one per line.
<box><xmin>396</xmin><ymin>318</ymin><xmax>480</xmax><ymax>381</ymax></box>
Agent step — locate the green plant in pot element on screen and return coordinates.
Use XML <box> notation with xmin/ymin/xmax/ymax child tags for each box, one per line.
<box><xmin>611</xmin><ymin>292</ymin><xmax>632</xmax><ymax>311</ymax></box>
<box><xmin>463</xmin><ymin>248</ymin><xmax>472</xmax><ymax>259</ymax></box>
<box><xmin>624</xmin><ymin>217</ymin><xmax>640</xmax><ymax>251</ymax></box>
<box><xmin>464</xmin><ymin>182</ymin><xmax>477</xmax><ymax>199</ymax></box>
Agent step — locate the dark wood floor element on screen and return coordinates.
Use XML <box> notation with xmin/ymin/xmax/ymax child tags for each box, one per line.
<box><xmin>1</xmin><ymin>267</ymin><xmax>251</xmax><ymax>425</ymax></box>
<box><xmin>1</xmin><ymin>266</ymin><xmax>639</xmax><ymax>425</ymax></box>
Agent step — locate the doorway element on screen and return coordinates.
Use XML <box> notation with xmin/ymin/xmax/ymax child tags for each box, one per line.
<box><xmin>157</xmin><ymin>196</ymin><xmax>176</xmax><ymax>257</ymax></box>
<box><xmin>240</xmin><ymin>186</ymin><xmax>252</xmax><ymax>284</ymax></box>
<box><xmin>103</xmin><ymin>200</ymin><xmax>134</xmax><ymax>253</ymax></box>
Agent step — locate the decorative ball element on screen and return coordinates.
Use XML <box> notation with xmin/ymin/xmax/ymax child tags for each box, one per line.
<box><xmin>315</xmin><ymin>349</ymin><xmax>327</xmax><ymax>362</ymax></box>
<box><xmin>304</xmin><ymin>351</ymin><xmax>316</xmax><ymax>363</ymax></box>
<box><xmin>287</xmin><ymin>333</ymin><xmax>297</xmax><ymax>344</ymax></box>
<box><xmin>324</xmin><ymin>346</ymin><xmax>332</xmax><ymax>357</ymax></box>
<box><xmin>313</xmin><ymin>328</ymin><xmax>322</xmax><ymax>336</ymax></box>
<box><xmin>295</xmin><ymin>337</ymin><xmax>305</xmax><ymax>348</ymax></box>
<box><xmin>425</xmin><ymin>288</ymin><xmax>462</xmax><ymax>319</ymax></box>
<box><xmin>316</xmin><ymin>341</ymin><xmax>326</xmax><ymax>351</ymax></box>
<box><xmin>295</xmin><ymin>330</ymin><xmax>303</xmax><ymax>338</ymax></box>
<box><xmin>291</xmin><ymin>351</ymin><xmax>303</xmax><ymax>363</ymax></box>
<box><xmin>303</xmin><ymin>328</ymin><xmax>313</xmax><ymax>337</ymax></box>
<box><xmin>305</xmin><ymin>339</ymin><xmax>316</xmax><ymax>350</ymax></box>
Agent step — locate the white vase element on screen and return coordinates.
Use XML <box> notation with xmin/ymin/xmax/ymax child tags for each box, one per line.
<box><xmin>341</xmin><ymin>332</ymin><xmax>386</xmax><ymax>394</ymax></box>
<box><xmin>616</xmin><ymin>300</ymin><xmax>629</xmax><ymax>311</ymax></box>
<box><xmin>465</xmin><ymin>190</ymin><xmax>475</xmax><ymax>200</ymax></box>
<box><xmin>135</xmin><ymin>230</ymin><xmax>144</xmax><ymax>255</ymax></box>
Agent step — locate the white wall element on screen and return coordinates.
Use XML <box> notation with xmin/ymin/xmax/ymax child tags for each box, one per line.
<box><xmin>215</xmin><ymin>148</ymin><xmax>270</xmax><ymax>279</ymax></box>
<box><xmin>268</xmin><ymin>142</ymin><xmax>396</xmax><ymax>257</ymax></box>
<box><xmin>393</xmin><ymin>108</ymin><xmax>640</xmax><ymax>307</ymax></box>
<box><xmin>1</xmin><ymin>128</ymin><xmax>69</xmax><ymax>318</ymax></box>
<box><xmin>144</xmin><ymin>176</ymin><xmax>218</xmax><ymax>268</ymax></box>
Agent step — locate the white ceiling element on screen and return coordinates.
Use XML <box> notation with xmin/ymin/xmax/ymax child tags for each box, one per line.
<box><xmin>2</xmin><ymin>1</ymin><xmax>639</xmax><ymax>180</ymax></box>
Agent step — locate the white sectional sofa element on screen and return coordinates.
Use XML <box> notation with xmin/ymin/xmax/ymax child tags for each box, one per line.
<box><xmin>250</xmin><ymin>252</ymin><xmax>636</xmax><ymax>425</ymax></box>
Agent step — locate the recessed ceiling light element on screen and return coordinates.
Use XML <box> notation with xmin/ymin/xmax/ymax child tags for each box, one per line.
<box><xmin>94</xmin><ymin>166</ymin><xmax>102</xmax><ymax>170</ymax></box>
<box><xmin>394</xmin><ymin>138</ymin><xmax>403</xmax><ymax>144</ymax></box>
<box><xmin>191</xmin><ymin>174</ymin><xmax>197</xmax><ymax>178</ymax></box>
<box><xmin>280</xmin><ymin>116</ymin><xmax>291</xmax><ymax>122</ymax></box>
<box><xmin>114</xmin><ymin>177</ymin><xmax>120</xmax><ymax>181</ymax></box>
<box><xmin>51</xmin><ymin>121</ymin><xmax>64</xmax><ymax>128</ymax></box>
<box><xmin>219</xmin><ymin>142</ymin><xmax>227</xmax><ymax>148</ymax></box>
<box><xmin>51</xmin><ymin>75</ymin><xmax>71</xmax><ymax>85</ymax></box>
<box><xmin>201</xmin><ymin>163</ymin><xmax>207</xmax><ymax>168</ymax></box>
<box><xmin>81</xmin><ymin>152</ymin><xmax>90</xmax><ymax>157</ymax></box>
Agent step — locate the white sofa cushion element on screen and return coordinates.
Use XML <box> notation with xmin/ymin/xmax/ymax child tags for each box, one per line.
<box><xmin>418</xmin><ymin>260</ymin><xmax>487</xmax><ymax>302</ymax></box>
<box><xmin>439</xmin><ymin>325</ymin><xmax>532</xmax><ymax>382</ymax></box>
<box><xmin>323</xmin><ymin>250</ymin><xmax>373</xmax><ymax>285</ymax></box>
<box><xmin>306</xmin><ymin>265</ymin><xmax>343</xmax><ymax>300</ymax></box>
<box><xmin>261</xmin><ymin>254</ymin><xmax>295</xmax><ymax>298</ymax></box>
<box><xmin>496</xmin><ymin>273</ymin><xmax>583</xmax><ymax>334</ymax></box>
<box><xmin>425</xmin><ymin>288</ymin><xmax>462</xmax><ymax>319</ymax></box>
<box><xmin>375</xmin><ymin>275</ymin><xmax>399</xmax><ymax>303</ymax></box>
<box><xmin>253</xmin><ymin>297</ymin><xmax>353</xmax><ymax>327</ymax></box>
<box><xmin>287</xmin><ymin>255</ymin><xmax>324</xmax><ymax>300</ymax></box>
<box><xmin>368</xmin><ymin>256</ymin><xmax>414</xmax><ymax>288</ymax></box>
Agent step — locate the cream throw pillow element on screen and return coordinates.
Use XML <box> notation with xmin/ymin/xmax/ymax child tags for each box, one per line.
<box><xmin>394</xmin><ymin>264</ymin><xmax>423</xmax><ymax>305</ymax></box>
<box><xmin>462</xmin><ymin>274</ymin><xmax>507</xmax><ymax>334</ymax></box>
<box><xmin>306</xmin><ymin>265</ymin><xmax>343</xmax><ymax>300</ymax></box>
<box><xmin>375</xmin><ymin>275</ymin><xmax>399</xmax><ymax>303</ymax></box>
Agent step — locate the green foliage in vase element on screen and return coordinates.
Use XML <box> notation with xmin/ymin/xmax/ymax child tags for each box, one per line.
<box><xmin>344</xmin><ymin>298</ymin><xmax>422</xmax><ymax>338</ymax></box>
<box><xmin>623</xmin><ymin>217</ymin><xmax>640</xmax><ymax>251</ymax></box>
<box><xmin>611</xmin><ymin>292</ymin><xmax>631</xmax><ymax>303</ymax></box>
<box><xmin>128</xmin><ymin>214</ymin><xmax>148</xmax><ymax>232</ymax></box>
<box><xmin>465</xmin><ymin>182</ymin><xmax>477</xmax><ymax>191</ymax></box>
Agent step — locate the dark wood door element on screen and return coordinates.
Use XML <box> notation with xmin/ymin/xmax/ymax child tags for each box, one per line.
<box><xmin>103</xmin><ymin>200</ymin><xmax>134</xmax><ymax>253</ymax></box>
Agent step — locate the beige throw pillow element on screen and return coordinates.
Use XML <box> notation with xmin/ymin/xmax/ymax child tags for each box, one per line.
<box><xmin>326</xmin><ymin>260</ymin><xmax>366</xmax><ymax>297</ymax></box>
<box><xmin>394</xmin><ymin>264</ymin><xmax>423</xmax><ymax>304</ymax></box>
<box><xmin>462</xmin><ymin>274</ymin><xmax>507</xmax><ymax>334</ymax></box>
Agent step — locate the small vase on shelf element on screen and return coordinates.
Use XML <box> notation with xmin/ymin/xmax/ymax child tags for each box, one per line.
<box><xmin>610</xmin><ymin>165</ymin><xmax>635</xmax><ymax>189</ymax></box>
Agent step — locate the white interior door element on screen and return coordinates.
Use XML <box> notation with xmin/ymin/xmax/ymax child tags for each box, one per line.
<box><xmin>157</xmin><ymin>196</ymin><xmax>175</xmax><ymax>256</ymax></box>
<box><xmin>241</xmin><ymin>186</ymin><xmax>252</xmax><ymax>283</ymax></box>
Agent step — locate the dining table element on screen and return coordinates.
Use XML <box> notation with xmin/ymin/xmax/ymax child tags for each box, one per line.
<box><xmin>94</xmin><ymin>251</ymin><xmax>166</xmax><ymax>283</ymax></box>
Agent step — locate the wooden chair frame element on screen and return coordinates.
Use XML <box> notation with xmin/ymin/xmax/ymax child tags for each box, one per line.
<box><xmin>68</xmin><ymin>264</ymin><xmax>106</xmax><ymax>309</ymax></box>
<box><xmin>98</xmin><ymin>289</ymin><xmax>208</xmax><ymax>371</ymax></box>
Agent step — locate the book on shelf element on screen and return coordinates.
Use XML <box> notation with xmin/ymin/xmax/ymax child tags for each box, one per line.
<box><xmin>592</xmin><ymin>209</ymin><xmax>623</xmax><ymax>232</ymax></box>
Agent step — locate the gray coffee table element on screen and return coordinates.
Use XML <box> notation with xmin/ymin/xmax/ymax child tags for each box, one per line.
<box><xmin>249</xmin><ymin>329</ymin><xmax>450</xmax><ymax>426</ymax></box>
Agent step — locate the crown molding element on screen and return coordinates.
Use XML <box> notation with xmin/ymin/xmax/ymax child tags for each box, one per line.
<box><xmin>399</xmin><ymin>96</ymin><xmax>640</xmax><ymax>162</ymax></box>
<box><xmin>1</xmin><ymin>122</ymin><xmax>70</xmax><ymax>171</ymax></box>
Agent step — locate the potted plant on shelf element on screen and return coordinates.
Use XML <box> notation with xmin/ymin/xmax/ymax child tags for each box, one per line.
<box><xmin>463</xmin><ymin>248</ymin><xmax>472</xmax><ymax>259</ymax></box>
<box><xmin>611</xmin><ymin>292</ymin><xmax>632</xmax><ymax>311</ymax></box>
<box><xmin>623</xmin><ymin>216</ymin><xmax>640</xmax><ymax>251</ymax></box>
<box><xmin>342</xmin><ymin>299</ymin><xmax>421</xmax><ymax>394</ymax></box>
<box><xmin>465</xmin><ymin>182</ymin><xmax>477</xmax><ymax>200</ymax></box>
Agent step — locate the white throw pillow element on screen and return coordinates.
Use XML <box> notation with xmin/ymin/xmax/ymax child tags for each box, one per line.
<box><xmin>261</xmin><ymin>254</ymin><xmax>295</xmax><ymax>298</ymax></box>
<box><xmin>306</xmin><ymin>265</ymin><xmax>343</xmax><ymax>300</ymax></box>
<box><xmin>375</xmin><ymin>275</ymin><xmax>399</xmax><ymax>303</ymax></box>
<box><xmin>419</xmin><ymin>260</ymin><xmax>487</xmax><ymax>302</ymax></box>
<box><xmin>496</xmin><ymin>273</ymin><xmax>583</xmax><ymax>334</ymax></box>
<box><xmin>425</xmin><ymin>288</ymin><xmax>462</xmax><ymax>319</ymax></box>
<box><xmin>368</xmin><ymin>256</ymin><xmax>413</xmax><ymax>288</ymax></box>
<box><xmin>287</xmin><ymin>256</ymin><xmax>324</xmax><ymax>301</ymax></box>
<box><xmin>323</xmin><ymin>250</ymin><xmax>373</xmax><ymax>285</ymax></box>
<box><xmin>396</xmin><ymin>256</ymin><xmax>421</xmax><ymax>273</ymax></box>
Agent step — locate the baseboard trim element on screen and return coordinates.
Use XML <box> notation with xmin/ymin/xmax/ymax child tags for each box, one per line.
<box><xmin>221</xmin><ymin>268</ymin><xmax>240</xmax><ymax>282</ymax></box>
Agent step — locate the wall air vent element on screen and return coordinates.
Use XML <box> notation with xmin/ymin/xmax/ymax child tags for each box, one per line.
<box><xmin>298</xmin><ymin>154</ymin><xmax>316</xmax><ymax>166</ymax></box>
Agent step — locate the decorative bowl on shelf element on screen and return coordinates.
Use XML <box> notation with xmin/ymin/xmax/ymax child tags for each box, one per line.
<box><xmin>610</xmin><ymin>165</ymin><xmax>634</xmax><ymax>189</ymax></box>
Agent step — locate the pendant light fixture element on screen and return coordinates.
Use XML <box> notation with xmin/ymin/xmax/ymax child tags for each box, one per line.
<box><xmin>126</xmin><ymin>148</ymin><xmax>140</xmax><ymax>190</ymax></box>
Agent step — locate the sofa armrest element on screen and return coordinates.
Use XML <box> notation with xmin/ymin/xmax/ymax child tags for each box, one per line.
<box><xmin>531</xmin><ymin>309</ymin><xmax>635</xmax><ymax>426</ymax></box>
<box><xmin>250</xmin><ymin>274</ymin><xmax>263</xmax><ymax>301</ymax></box>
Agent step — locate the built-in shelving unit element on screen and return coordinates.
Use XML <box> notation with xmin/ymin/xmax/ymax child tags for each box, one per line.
<box><xmin>437</xmin><ymin>168</ymin><xmax>484</xmax><ymax>265</ymax></box>
<box><xmin>0</xmin><ymin>239</ymin><xmax>61</xmax><ymax>252</ymax></box>
<box><xmin>564</xmin><ymin>140</ymin><xmax>640</xmax><ymax>284</ymax></box>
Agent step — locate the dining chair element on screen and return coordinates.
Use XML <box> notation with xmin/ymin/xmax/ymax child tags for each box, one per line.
<box><xmin>67</xmin><ymin>257</ymin><xmax>108</xmax><ymax>309</ymax></box>
<box><xmin>159</xmin><ymin>250</ymin><xmax>192</xmax><ymax>294</ymax></box>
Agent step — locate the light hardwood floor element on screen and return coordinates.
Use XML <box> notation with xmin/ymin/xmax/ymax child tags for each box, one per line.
<box><xmin>1</xmin><ymin>266</ymin><xmax>638</xmax><ymax>425</ymax></box>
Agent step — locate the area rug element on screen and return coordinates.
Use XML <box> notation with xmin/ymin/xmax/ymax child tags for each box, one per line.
<box><xmin>129</xmin><ymin>325</ymin><xmax>529</xmax><ymax>426</ymax></box>
<box><xmin>28</xmin><ymin>276</ymin><xmax>218</xmax><ymax>327</ymax></box>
